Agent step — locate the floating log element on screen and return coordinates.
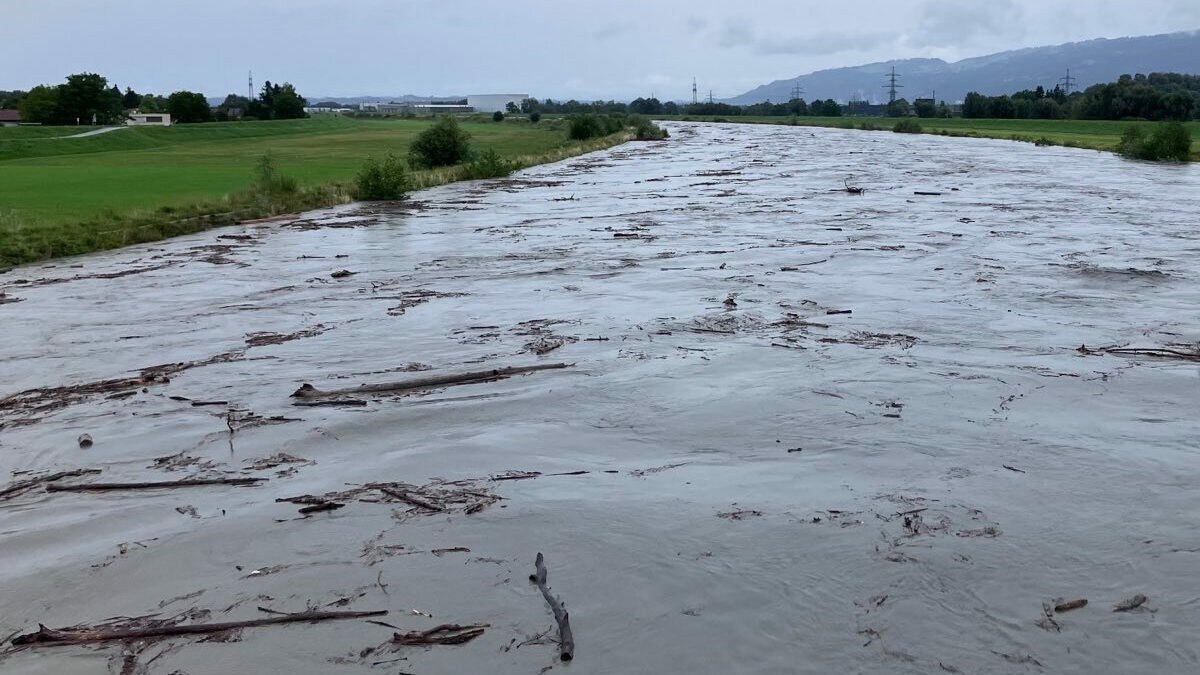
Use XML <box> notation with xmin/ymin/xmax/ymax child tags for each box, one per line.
<box><xmin>292</xmin><ymin>363</ymin><xmax>571</xmax><ymax>400</ymax></box>
<box><xmin>0</xmin><ymin>468</ymin><xmax>102</xmax><ymax>500</ymax></box>
<box><xmin>298</xmin><ymin>501</ymin><xmax>345</xmax><ymax>515</ymax></box>
<box><xmin>1054</xmin><ymin>598</ymin><xmax>1088</xmax><ymax>613</ymax></box>
<box><xmin>47</xmin><ymin>477</ymin><xmax>264</xmax><ymax>492</ymax></box>
<box><xmin>11</xmin><ymin>609</ymin><xmax>388</xmax><ymax>646</ymax></box>
<box><xmin>529</xmin><ymin>552</ymin><xmax>575</xmax><ymax>661</ymax></box>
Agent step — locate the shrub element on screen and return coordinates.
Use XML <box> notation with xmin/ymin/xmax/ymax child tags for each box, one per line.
<box><xmin>409</xmin><ymin>116</ymin><xmax>472</xmax><ymax>168</ymax></box>
<box><xmin>892</xmin><ymin>119</ymin><xmax>923</xmax><ymax>134</ymax></box>
<box><xmin>1117</xmin><ymin>122</ymin><xmax>1191</xmax><ymax>161</ymax></box>
<box><xmin>1034</xmin><ymin>137</ymin><xmax>1055</xmax><ymax>146</ymax></box>
<box><xmin>631</xmin><ymin>115</ymin><xmax>669</xmax><ymax>140</ymax></box>
<box><xmin>461</xmin><ymin>148</ymin><xmax>514</xmax><ymax>180</ymax></box>
<box><xmin>492</xmin><ymin>111</ymin><xmax>504</xmax><ymax>122</ymax></box>
<box><xmin>251</xmin><ymin>154</ymin><xmax>298</xmax><ymax>198</ymax></box>
<box><xmin>858</xmin><ymin>121</ymin><xmax>882</xmax><ymax>131</ymax></box>
<box><xmin>530</xmin><ymin>111</ymin><xmax>541</xmax><ymax>124</ymax></box>
<box><xmin>356</xmin><ymin>152</ymin><xmax>410</xmax><ymax>200</ymax></box>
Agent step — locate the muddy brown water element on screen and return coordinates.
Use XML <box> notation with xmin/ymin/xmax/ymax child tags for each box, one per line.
<box><xmin>2</xmin><ymin>122</ymin><xmax>1199</xmax><ymax>674</ymax></box>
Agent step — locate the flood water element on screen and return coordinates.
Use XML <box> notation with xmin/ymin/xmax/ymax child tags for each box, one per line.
<box><xmin>2</xmin><ymin>122</ymin><xmax>1199</xmax><ymax>674</ymax></box>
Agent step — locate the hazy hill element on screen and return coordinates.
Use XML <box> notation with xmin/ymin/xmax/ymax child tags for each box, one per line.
<box><xmin>729</xmin><ymin>30</ymin><xmax>1200</xmax><ymax>105</ymax></box>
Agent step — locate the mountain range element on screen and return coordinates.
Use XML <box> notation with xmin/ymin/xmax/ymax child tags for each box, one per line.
<box><xmin>728</xmin><ymin>30</ymin><xmax>1200</xmax><ymax>105</ymax></box>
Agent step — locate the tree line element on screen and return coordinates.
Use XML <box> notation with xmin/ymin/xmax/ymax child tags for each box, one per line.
<box><xmin>3</xmin><ymin>73</ymin><xmax>308</xmax><ymax>125</ymax></box>
<box><xmin>962</xmin><ymin>73</ymin><xmax>1198</xmax><ymax>121</ymax></box>
<box><xmin>512</xmin><ymin>96</ymin><xmax>843</xmax><ymax>118</ymax></box>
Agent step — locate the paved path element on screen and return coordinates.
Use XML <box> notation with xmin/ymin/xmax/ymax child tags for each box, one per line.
<box><xmin>60</xmin><ymin>125</ymin><xmax>127</xmax><ymax>139</ymax></box>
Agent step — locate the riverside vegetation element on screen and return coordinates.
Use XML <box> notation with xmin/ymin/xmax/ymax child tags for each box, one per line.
<box><xmin>0</xmin><ymin>113</ymin><xmax>664</xmax><ymax>267</ymax></box>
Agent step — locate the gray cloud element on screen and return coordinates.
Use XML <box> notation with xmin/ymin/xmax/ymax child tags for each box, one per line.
<box><xmin>716</xmin><ymin>19</ymin><xmax>893</xmax><ymax>57</ymax></box>
<box><xmin>593</xmin><ymin>21</ymin><xmax>633</xmax><ymax>41</ymax></box>
<box><xmin>2</xmin><ymin>0</ymin><xmax>1195</xmax><ymax>101</ymax></box>
<box><xmin>913</xmin><ymin>0</ymin><xmax>1026</xmax><ymax>48</ymax></box>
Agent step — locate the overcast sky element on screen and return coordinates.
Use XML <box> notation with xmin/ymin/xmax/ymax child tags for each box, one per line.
<box><xmin>4</xmin><ymin>0</ymin><xmax>1199</xmax><ymax>100</ymax></box>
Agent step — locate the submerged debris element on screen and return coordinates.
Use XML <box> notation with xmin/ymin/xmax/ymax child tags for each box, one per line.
<box><xmin>9</xmin><ymin>608</ymin><xmax>387</xmax><ymax>647</ymax></box>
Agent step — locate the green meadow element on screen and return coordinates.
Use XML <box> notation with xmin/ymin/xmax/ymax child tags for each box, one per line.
<box><xmin>0</xmin><ymin>116</ymin><xmax>627</xmax><ymax>267</ymax></box>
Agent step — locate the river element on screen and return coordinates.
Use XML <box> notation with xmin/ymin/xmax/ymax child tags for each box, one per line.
<box><xmin>1</xmin><ymin>122</ymin><xmax>1198</xmax><ymax>674</ymax></box>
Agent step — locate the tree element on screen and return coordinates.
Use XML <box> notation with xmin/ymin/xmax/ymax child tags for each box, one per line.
<box><xmin>1162</xmin><ymin>92</ymin><xmax>1194</xmax><ymax>121</ymax></box>
<box><xmin>271</xmin><ymin>83</ymin><xmax>307</xmax><ymax>119</ymax></box>
<box><xmin>962</xmin><ymin>92</ymin><xmax>989</xmax><ymax>118</ymax></box>
<box><xmin>18</xmin><ymin>85</ymin><xmax>60</xmax><ymax>124</ymax></box>
<box><xmin>167</xmin><ymin>91</ymin><xmax>212</xmax><ymax>123</ymax></box>
<box><xmin>409</xmin><ymin>116</ymin><xmax>472</xmax><ymax>168</ymax></box>
<box><xmin>521</xmin><ymin>97</ymin><xmax>539</xmax><ymax>113</ymax></box>
<box><xmin>139</xmin><ymin>94</ymin><xmax>168</xmax><ymax>113</ymax></box>
<box><xmin>990</xmin><ymin>95</ymin><xmax>1016</xmax><ymax>118</ymax></box>
<box><xmin>630</xmin><ymin>97</ymin><xmax>663</xmax><ymax>115</ymax></box>
<box><xmin>505</xmin><ymin>101</ymin><xmax>520</xmax><ymax>114</ymax></box>
<box><xmin>0</xmin><ymin>90</ymin><xmax>26</xmax><ymax>109</ymax></box>
<box><xmin>886</xmin><ymin>98</ymin><xmax>911</xmax><ymax>117</ymax></box>
<box><xmin>213</xmin><ymin>94</ymin><xmax>250</xmax><ymax>121</ymax></box>
<box><xmin>122</xmin><ymin>87</ymin><xmax>141</xmax><ymax>110</ymax></box>
<box><xmin>914</xmin><ymin>99</ymin><xmax>936</xmax><ymax>118</ymax></box>
<box><xmin>57</xmin><ymin>73</ymin><xmax>123</xmax><ymax>124</ymax></box>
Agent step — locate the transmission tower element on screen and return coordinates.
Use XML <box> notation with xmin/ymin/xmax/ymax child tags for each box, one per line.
<box><xmin>248</xmin><ymin>70</ymin><xmax>254</xmax><ymax>100</ymax></box>
<box><xmin>708</xmin><ymin>90</ymin><xmax>714</xmax><ymax>104</ymax></box>
<box><xmin>1059</xmin><ymin>67</ymin><xmax>1077</xmax><ymax>95</ymax></box>
<box><xmin>790</xmin><ymin>79</ymin><xmax>805</xmax><ymax>101</ymax></box>
<box><xmin>883</xmin><ymin>66</ymin><xmax>902</xmax><ymax>103</ymax></box>
<box><xmin>692</xmin><ymin>77</ymin><xmax>698</xmax><ymax>105</ymax></box>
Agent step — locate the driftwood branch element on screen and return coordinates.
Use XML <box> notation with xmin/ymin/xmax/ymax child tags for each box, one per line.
<box><xmin>11</xmin><ymin>609</ymin><xmax>388</xmax><ymax>646</ymax></box>
<box><xmin>291</xmin><ymin>363</ymin><xmax>572</xmax><ymax>400</ymax></box>
<box><xmin>377</xmin><ymin>487</ymin><xmax>443</xmax><ymax>512</ymax></box>
<box><xmin>0</xmin><ymin>469</ymin><xmax>102</xmax><ymax>500</ymax></box>
<box><xmin>1078</xmin><ymin>345</ymin><xmax>1200</xmax><ymax>361</ymax></box>
<box><xmin>47</xmin><ymin>477</ymin><xmax>265</xmax><ymax>492</ymax></box>
<box><xmin>529</xmin><ymin>552</ymin><xmax>574</xmax><ymax>661</ymax></box>
<box><xmin>393</xmin><ymin>623</ymin><xmax>488</xmax><ymax>646</ymax></box>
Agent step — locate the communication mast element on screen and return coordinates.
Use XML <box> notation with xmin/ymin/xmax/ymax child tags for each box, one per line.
<box><xmin>1059</xmin><ymin>67</ymin><xmax>1077</xmax><ymax>95</ymax></box>
<box><xmin>692</xmin><ymin>77</ymin><xmax>698</xmax><ymax>105</ymax></box>
<box><xmin>248</xmin><ymin>71</ymin><xmax>254</xmax><ymax>100</ymax></box>
<box><xmin>883</xmin><ymin>66</ymin><xmax>902</xmax><ymax>103</ymax></box>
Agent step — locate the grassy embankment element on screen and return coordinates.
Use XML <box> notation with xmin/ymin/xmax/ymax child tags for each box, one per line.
<box><xmin>658</xmin><ymin>115</ymin><xmax>1200</xmax><ymax>160</ymax></box>
<box><xmin>0</xmin><ymin>115</ymin><xmax>632</xmax><ymax>268</ymax></box>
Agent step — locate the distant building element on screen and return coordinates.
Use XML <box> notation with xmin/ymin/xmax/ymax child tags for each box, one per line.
<box><xmin>468</xmin><ymin>94</ymin><xmax>529</xmax><ymax>113</ymax></box>
<box><xmin>0</xmin><ymin>109</ymin><xmax>21</xmax><ymax>127</ymax></box>
<box><xmin>361</xmin><ymin>102</ymin><xmax>473</xmax><ymax>115</ymax></box>
<box><xmin>303</xmin><ymin>106</ymin><xmax>355</xmax><ymax>114</ymax></box>
<box><xmin>126</xmin><ymin>113</ymin><xmax>172</xmax><ymax>126</ymax></box>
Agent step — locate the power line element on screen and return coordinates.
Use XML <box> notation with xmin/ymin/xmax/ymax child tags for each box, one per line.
<box><xmin>883</xmin><ymin>66</ymin><xmax>903</xmax><ymax>104</ymax></box>
<box><xmin>1059</xmin><ymin>67</ymin><xmax>1077</xmax><ymax>95</ymax></box>
<box><xmin>790</xmin><ymin>79</ymin><xmax>805</xmax><ymax>102</ymax></box>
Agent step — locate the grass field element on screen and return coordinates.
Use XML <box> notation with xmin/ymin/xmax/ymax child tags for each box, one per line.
<box><xmin>0</xmin><ymin>116</ymin><xmax>631</xmax><ymax>267</ymax></box>
<box><xmin>659</xmin><ymin>115</ymin><xmax>1200</xmax><ymax>159</ymax></box>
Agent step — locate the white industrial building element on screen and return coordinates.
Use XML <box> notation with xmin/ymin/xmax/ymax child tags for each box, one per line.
<box><xmin>468</xmin><ymin>94</ymin><xmax>529</xmax><ymax>113</ymax></box>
